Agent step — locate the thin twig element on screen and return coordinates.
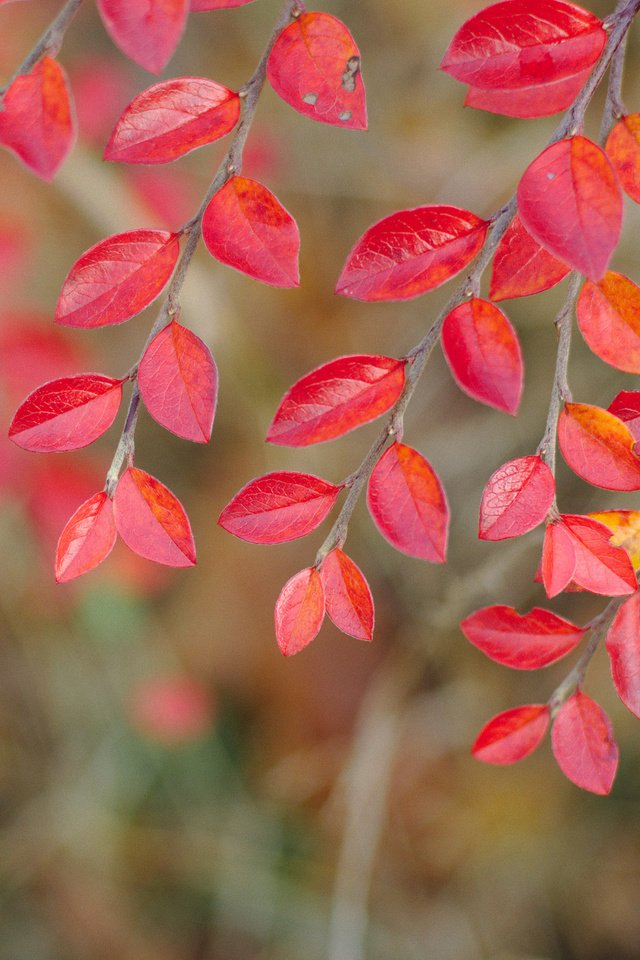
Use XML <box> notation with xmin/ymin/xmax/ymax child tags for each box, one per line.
<box><xmin>0</xmin><ymin>0</ymin><xmax>84</xmax><ymax>100</ymax></box>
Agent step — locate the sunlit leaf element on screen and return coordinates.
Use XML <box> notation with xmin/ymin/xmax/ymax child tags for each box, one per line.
<box><xmin>542</xmin><ymin>515</ymin><xmax>637</xmax><ymax>598</ymax></box>
<box><xmin>589</xmin><ymin>509</ymin><xmax>640</xmax><ymax>570</ymax></box>
<box><xmin>558</xmin><ymin>403</ymin><xmax>640</xmax><ymax>491</ymax></box>
<box><xmin>275</xmin><ymin>567</ymin><xmax>325</xmax><ymax>656</ymax></box>
<box><xmin>551</xmin><ymin>691</ymin><xmax>618</xmax><ymax>794</ymax></box>
<box><xmin>577</xmin><ymin>272</ymin><xmax>640</xmax><ymax>373</ymax></box>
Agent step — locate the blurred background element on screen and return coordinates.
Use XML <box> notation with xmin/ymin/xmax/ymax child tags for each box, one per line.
<box><xmin>2</xmin><ymin>0</ymin><xmax>640</xmax><ymax>957</ymax></box>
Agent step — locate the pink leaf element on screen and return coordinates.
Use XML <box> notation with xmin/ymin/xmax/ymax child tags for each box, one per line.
<box><xmin>275</xmin><ymin>567</ymin><xmax>325</xmax><ymax>656</ymax></box>
<box><xmin>479</xmin><ymin>455</ymin><xmax>554</xmax><ymax>540</ymax></box>
<box><xmin>113</xmin><ymin>467</ymin><xmax>196</xmax><ymax>566</ymax></box>
<box><xmin>55</xmin><ymin>492</ymin><xmax>117</xmax><ymax>582</ymax></box>
<box><xmin>551</xmin><ymin>691</ymin><xmax>618</xmax><ymax>794</ymax></box>
<box><xmin>472</xmin><ymin>704</ymin><xmax>549</xmax><ymax>765</ymax></box>
<box><xmin>320</xmin><ymin>549</ymin><xmax>374</xmax><ymax>641</ymax></box>
<box><xmin>606</xmin><ymin>593</ymin><xmax>640</xmax><ymax>718</ymax></box>
<box><xmin>461</xmin><ymin>605</ymin><xmax>585</xmax><ymax>669</ymax></box>
<box><xmin>97</xmin><ymin>0</ymin><xmax>189</xmax><ymax>74</ymax></box>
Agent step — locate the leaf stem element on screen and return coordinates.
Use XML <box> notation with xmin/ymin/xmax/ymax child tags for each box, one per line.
<box><xmin>104</xmin><ymin>0</ymin><xmax>299</xmax><ymax>496</ymax></box>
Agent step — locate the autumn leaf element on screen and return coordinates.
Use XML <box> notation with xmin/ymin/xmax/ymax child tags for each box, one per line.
<box><xmin>489</xmin><ymin>214</ymin><xmax>570</xmax><ymax>302</ymax></box>
<box><xmin>461</xmin><ymin>605</ymin><xmax>585</xmax><ymax>669</ymax></box>
<box><xmin>472</xmin><ymin>704</ymin><xmax>550</xmax><ymax>765</ymax></box>
<box><xmin>113</xmin><ymin>467</ymin><xmax>196</xmax><ymax>567</ymax></box>
<box><xmin>275</xmin><ymin>567</ymin><xmax>325</xmax><ymax>656</ymax></box>
<box><xmin>542</xmin><ymin>515</ymin><xmax>637</xmax><ymax>598</ymax></box>
<box><xmin>97</xmin><ymin>0</ymin><xmax>189</xmax><ymax>74</ymax></box>
<box><xmin>55</xmin><ymin>492</ymin><xmax>117</xmax><ymax>582</ymax></box>
<box><xmin>590</xmin><ymin>509</ymin><xmax>640</xmax><ymax>570</ymax></box>
<box><xmin>606</xmin><ymin>593</ymin><xmax>640</xmax><ymax>719</ymax></box>
<box><xmin>608</xmin><ymin>391</ymin><xmax>640</xmax><ymax>444</ymax></box>
<box><xmin>320</xmin><ymin>549</ymin><xmax>374</xmax><ymax>641</ymax></box>
<box><xmin>606</xmin><ymin>113</ymin><xmax>640</xmax><ymax>204</ymax></box>
<box><xmin>465</xmin><ymin>67</ymin><xmax>592</xmax><ymax>119</ymax></box>
<box><xmin>558</xmin><ymin>403</ymin><xmax>640</xmax><ymax>491</ymax></box>
<box><xmin>551</xmin><ymin>691</ymin><xmax>618</xmax><ymax>794</ymax></box>
<box><xmin>577</xmin><ymin>272</ymin><xmax>640</xmax><ymax>373</ymax></box>
<box><xmin>478</xmin><ymin>455</ymin><xmax>554</xmax><ymax>541</ymax></box>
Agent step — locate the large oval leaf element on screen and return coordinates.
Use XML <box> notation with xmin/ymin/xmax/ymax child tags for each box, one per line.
<box><xmin>606</xmin><ymin>593</ymin><xmax>640</xmax><ymax>719</ymax></box>
<box><xmin>267</xmin><ymin>355</ymin><xmax>405</xmax><ymax>447</ymax></box>
<box><xmin>577</xmin><ymin>272</ymin><xmax>640</xmax><ymax>373</ymax></box>
<box><xmin>55</xmin><ymin>492</ymin><xmax>117</xmax><ymax>582</ymax></box>
<box><xmin>472</xmin><ymin>705</ymin><xmax>549</xmax><ymax>765</ymax></box>
<box><xmin>104</xmin><ymin>77</ymin><xmax>240</xmax><ymax>164</ymax></box>
<box><xmin>461</xmin><ymin>605</ymin><xmax>585</xmax><ymax>669</ymax></box>
<box><xmin>336</xmin><ymin>206</ymin><xmax>487</xmax><ymax>302</ymax></box>
<box><xmin>367</xmin><ymin>441</ymin><xmax>449</xmax><ymax>562</ymax></box>
<box><xmin>55</xmin><ymin>230</ymin><xmax>180</xmax><ymax>328</ymax></box>
<box><xmin>275</xmin><ymin>567</ymin><xmax>325</xmax><ymax>656</ymax></box>
<box><xmin>267</xmin><ymin>12</ymin><xmax>366</xmax><ymax>130</ymax></box>
<box><xmin>517</xmin><ymin>136</ymin><xmax>622</xmax><ymax>282</ymax></box>
<box><xmin>558</xmin><ymin>403</ymin><xmax>640</xmax><ymax>491</ymax></box>
<box><xmin>218</xmin><ymin>472</ymin><xmax>341</xmax><ymax>544</ymax></box>
<box><xmin>113</xmin><ymin>466</ymin><xmax>196</xmax><ymax>566</ymax></box>
<box><xmin>479</xmin><ymin>455</ymin><xmax>554</xmax><ymax>541</ymax></box>
<box><xmin>320</xmin><ymin>549</ymin><xmax>374</xmax><ymax>641</ymax></box>
<box><xmin>97</xmin><ymin>0</ymin><xmax>189</xmax><ymax>74</ymax></box>
<box><xmin>202</xmin><ymin>176</ymin><xmax>300</xmax><ymax>287</ymax></box>
<box><xmin>489</xmin><ymin>214</ymin><xmax>570</xmax><ymax>302</ymax></box>
<box><xmin>551</xmin><ymin>691</ymin><xmax>618</xmax><ymax>794</ymax></box>
<box><xmin>9</xmin><ymin>374</ymin><xmax>123</xmax><ymax>452</ymax></box>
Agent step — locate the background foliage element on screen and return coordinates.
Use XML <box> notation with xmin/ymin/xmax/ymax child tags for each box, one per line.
<box><xmin>2</xmin><ymin>0</ymin><xmax>640</xmax><ymax>957</ymax></box>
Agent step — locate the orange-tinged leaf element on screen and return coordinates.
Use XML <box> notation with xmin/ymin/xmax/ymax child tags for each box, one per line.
<box><xmin>104</xmin><ymin>77</ymin><xmax>240</xmax><ymax>164</ymax></box>
<box><xmin>558</xmin><ymin>403</ymin><xmax>640</xmax><ymax>491</ymax></box>
<box><xmin>320</xmin><ymin>549</ymin><xmax>374</xmax><ymax>641</ymax></box>
<box><xmin>472</xmin><ymin>704</ymin><xmax>549</xmax><ymax>765</ymax></box>
<box><xmin>55</xmin><ymin>491</ymin><xmax>117</xmax><ymax>582</ymax></box>
<box><xmin>267</xmin><ymin>12</ymin><xmax>367</xmax><ymax>130</ymax></box>
<box><xmin>275</xmin><ymin>567</ymin><xmax>325</xmax><ymax>656</ymax></box>
<box><xmin>97</xmin><ymin>0</ymin><xmax>189</xmax><ymax>74</ymax></box>
<box><xmin>367</xmin><ymin>441</ymin><xmax>449</xmax><ymax>562</ymax></box>
<box><xmin>606</xmin><ymin>114</ymin><xmax>640</xmax><ymax>204</ymax></box>
<box><xmin>138</xmin><ymin>320</ymin><xmax>218</xmax><ymax>443</ymax></box>
<box><xmin>9</xmin><ymin>374</ymin><xmax>123</xmax><ymax>452</ymax></box>
<box><xmin>577</xmin><ymin>272</ymin><xmax>640</xmax><ymax>373</ymax></box>
<box><xmin>0</xmin><ymin>57</ymin><xmax>75</xmax><ymax>181</ymax></box>
<box><xmin>55</xmin><ymin>230</ymin><xmax>180</xmax><ymax>328</ymax></box>
<box><xmin>267</xmin><ymin>355</ymin><xmax>405</xmax><ymax>447</ymax></box>
<box><xmin>489</xmin><ymin>214</ymin><xmax>570</xmax><ymax>301</ymax></box>
<box><xmin>465</xmin><ymin>67</ymin><xmax>591</xmax><ymax>119</ymax></box>
<box><xmin>589</xmin><ymin>510</ymin><xmax>640</xmax><ymax>570</ymax></box>
<box><xmin>202</xmin><ymin>176</ymin><xmax>299</xmax><ymax>287</ymax></box>
<box><xmin>517</xmin><ymin>136</ymin><xmax>622</xmax><ymax>282</ymax></box>
<box><xmin>606</xmin><ymin>593</ymin><xmax>640</xmax><ymax>718</ymax></box>
<box><xmin>336</xmin><ymin>206</ymin><xmax>487</xmax><ymax>303</ymax></box>
<box><xmin>441</xmin><ymin>298</ymin><xmax>523</xmax><ymax>414</ymax></box>
<box><xmin>551</xmin><ymin>691</ymin><xmax>618</xmax><ymax>794</ymax></box>
<box><xmin>113</xmin><ymin>467</ymin><xmax>196</xmax><ymax>567</ymax></box>
<box><xmin>479</xmin><ymin>455</ymin><xmax>554</xmax><ymax>541</ymax></box>
<box><xmin>461</xmin><ymin>605</ymin><xmax>584</xmax><ymax>669</ymax></box>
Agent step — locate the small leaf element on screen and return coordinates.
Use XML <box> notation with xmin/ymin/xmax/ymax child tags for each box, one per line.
<box><xmin>608</xmin><ymin>392</ymin><xmax>640</xmax><ymax>444</ymax></box>
<box><xmin>9</xmin><ymin>374</ymin><xmax>123</xmax><ymax>452</ymax></box>
<box><xmin>267</xmin><ymin>12</ymin><xmax>366</xmax><ymax>130</ymax></box>
<box><xmin>367</xmin><ymin>441</ymin><xmax>449</xmax><ymax>562</ymax></box>
<box><xmin>320</xmin><ymin>549</ymin><xmax>374</xmax><ymax>640</ymax></box>
<box><xmin>336</xmin><ymin>206</ymin><xmax>487</xmax><ymax>302</ymax></box>
<box><xmin>440</xmin><ymin>0</ymin><xmax>605</xmax><ymax>90</ymax></box>
<box><xmin>55</xmin><ymin>492</ymin><xmax>117</xmax><ymax>582</ymax></box>
<box><xmin>97</xmin><ymin>0</ymin><xmax>189</xmax><ymax>74</ymax></box>
<box><xmin>202</xmin><ymin>176</ymin><xmax>300</xmax><ymax>287</ymax></box>
<box><xmin>589</xmin><ymin>509</ymin><xmax>640</xmax><ymax>570</ymax></box>
<box><xmin>267</xmin><ymin>355</ymin><xmax>405</xmax><ymax>447</ymax></box>
<box><xmin>441</xmin><ymin>298</ymin><xmax>523</xmax><ymax>414</ymax></box>
<box><xmin>104</xmin><ymin>77</ymin><xmax>240</xmax><ymax>164</ymax></box>
<box><xmin>479</xmin><ymin>455</ymin><xmax>554</xmax><ymax>541</ymax></box>
<box><xmin>275</xmin><ymin>567</ymin><xmax>325</xmax><ymax>656</ymax></box>
<box><xmin>489</xmin><ymin>214</ymin><xmax>570</xmax><ymax>302</ymax></box>
<box><xmin>138</xmin><ymin>320</ymin><xmax>218</xmax><ymax>442</ymax></box>
<box><xmin>558</xmin><ymin>403</ymin><xmax>640</xmax><ymax>491</ymax></box>
<box><xmin>606</xmin><ymin>114</ymin><xmax>640</xmax><ymax>204</ymax></box>
<box><xmin>461</xmin><ymin>605</ymin><xmax>585</xmax><ymax>669</ymax></box>
<box><xmin>551</xmin><ymin>691</ymin><xmax>618</xmax><ymax>794</ymax></box>
<box><xmin>0</xmin><ymin>57</ymin><xmax>75</xmax><ymax>180</ymax></box>
<box><xmin>543</xmin><ymin>515</ymin><xmax>637</xmax><ymax>598</ymax></box>
<box><xmin>113</xmin><ymin>466</ymin><xmax>196</xmax><ymax>566</ymax></box>
<box><xmin>577</xmin><ymin>272</ymin><xmax>640</xmax><ymax>373</ymax></box>
<box><xmin>541</xmin><ymin>520</ymin><xmax>576</xmax><ymax>598</ymax></box>
<box><xmin>465</xmin><ymin>67</ymin><xmax>591</xmax><ymax>119</ymax></box>
<box><xmin>55</xmin><ymin>230</ymin><xmax>180</xmax><ymax>328</ymax></box>
<box><xmin>218</xmin><ymin>472</ymin><xmax>341</xmax><ymax>544</ymax></box>
<box><xmin>517</xmin><ymin>136</ymin><xmax>622</xmax><ymax>282</ymax></box>
<box><xmin>606</xmin><ymin>593</ymin><xmax>640</xmax><ymax>718</ymax></box>
<box><xmin>472</xmin><ymin>705</ymin><xmax>549</xmax><ymax>765</ymax></box>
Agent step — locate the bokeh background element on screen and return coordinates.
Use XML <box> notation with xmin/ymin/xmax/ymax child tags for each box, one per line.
<box><xmin>2</xmin><ymin>1</ymin><xmax>640</xmax><ymax>958</ymax></box>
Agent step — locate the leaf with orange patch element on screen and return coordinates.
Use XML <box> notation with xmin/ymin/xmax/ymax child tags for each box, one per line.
<box><xmin>489</xmin><ymin>214</ymin><xmax>570</xmax><ymax>301</ymax></box>
<box><xmin>577</xmin><ymin>273</ymin><xmax>640</xmax><ymax>373</ymax></box>
<box><xmin>275</xmin><ymin>567</ymin><xmax>325</xmax><ymax>656</ymax></box>
<box><xmin>113</xmin><ymin>467</ymin><xmax>196</xmax><ymax>567</ymax></box>
<box><xmin>558</xmin><ymin>403</ymin><xmax>640</xmax><ymax>491</ymax></box>
<box><xmin>606</xmin><ymin>113</ymin><xmax>640</xmax><ymax>204</ymax></box>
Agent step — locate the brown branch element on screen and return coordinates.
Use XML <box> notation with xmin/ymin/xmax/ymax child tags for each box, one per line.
<box><xmin>0</xmin><ymin>0</ymin><xmax>84</xmax><ymax>100</ymax></box>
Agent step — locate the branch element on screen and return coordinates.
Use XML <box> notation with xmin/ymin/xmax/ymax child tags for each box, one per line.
<box><xmin>0</xmin><ymin>0</ymin><xmax>84</xmax><ymax>100</ymax></box>
<box><xmin>105</xmin><ymin>0</ymin><xmax>301</xmax><ymax>496</ymax></box>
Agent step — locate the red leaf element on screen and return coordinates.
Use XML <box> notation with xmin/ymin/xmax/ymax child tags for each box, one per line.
<box><xmin>267</xmin><ymin>355</ymin><xmax>405</xmax><ymax>447</ymax></box>
<box><xmin>275</xmin><ymin>567</ymin><xmax>325</xmax><ymax>656</ymax></box>
<box><xmin>543</xmin><ymin>515</ymin><xmax>637</xmax><ymax>598</ymax></box>
<box><xmin>479</xmin><ymin>455</ymin><xmax>554</xmax><ymax>541</ymax></box>
<box><xmin>97</xmin><ymin>0</ymin><xmax>189</xmax><ymax>74</ymax></box>
<box><xmin>472</xmin><ymin>705</ymin><xmax>549</xmax><ymax>765</ymax></box>
<box><xmin>464</xmin><ymin>67</ymin><xmax>591</xmax><ymax>119</ymax></box>
<box><xmin>551</xmin><ymin>691</ymin><xmax>618</xmax><ymax>794</ymax></box>
<box><xmin>320</xmin><ymin>549</ymin><xmax>374</xmax><ymax>641</ymax></box>
<box><xmin>0</xmin><ymin>57</ymin><xmax>75</xmax><ymax>181</ymax></box>
<box><xmin>367</xmin><ymin>441</ymin><xmax>449</xmax><ymax>562</ymax></box>
<box><xmin>55</xmin><ymin>230</ymin><xmax>180</xmax><ymax>328</ymax></box>
<box><xmin>202</xmin><ymin>176</ymin><xmax>300</xmax><ymax>287</ymax></box>
<box><xmin>489</xmin><ymin>214</ymin><xmax>570</xmax><ymax>302</ymax></box>
<box><xmin>104</xmin><ymin>78</ymin><xmax>240</xmax><ymax>164</ymax></box>
<box><xmin>336</xmin><ymin>206</ymin><xmax>487</xmax><ymax>302</ymax></box>
<box><xmin>267</xmin><ymin>12</ymin><xmax>367</xmax><ymax>130</ymax></box>
<box><xmin>606</xmin><ymin>114</ymin><xmax>640</xmax><ymax>204</ymax></box>
<box><xmin>440</xmin><ymin>0</ymin><xmax>605</xmax><ymax>90</ymax></box>
<box><xmin>113</xmin><ymin>466</ymin><xmax>196</xmax><ymax>566</ymax></box>
<box><xmin>558</xmin><ymin>403</ymin><xmax>640</xmax><ymax>491</ymax></box>
<box><xmin>138</xmin><ymin>320</ymin><xmax>218</xmax><ymax>443</ymax></box>
<box><xmin>9</xmin><ymin>374</ymin><xmax>123</xmax><ymax>452</ymax></box>
<box><xmin>55</xmin><ymin>491</ymin><xmax>117</xmax><ymax>582</ymax></box>
<box><xmin>577</xmin><ymin>272</ymin><xmax>640</xmax><ymax>373</ymax></box>
<box><xmin>461</xmin><ymin>605</ymin><xmax>585</xmax><ymax>669</ymax></box>
<box><xmin>218</xmin><ymin>472</ymin><xmax>341</xmax><ymax>544</ymax></box>
<box><xmin>441</xmin><ymin>298</ymin><xmax>523</xmax><ymax>414</ymax></box>
<box><xmin>191</xmin><ymin>0</ymin><xmax>255</xmax><ymax>7</ymax></box>
<box><xmin>606</xmin><ymin>593</ymin><xmax>640</xmax><ymax>718</ymax></box>
<box><xmin>517</xmin><ymin>136</ymin><xmax>622</xmax><ymax>282</ymax></box>
<box><xmin>608</xmin><ymin>391</ymin><xmax>640</xmax><ymax>444</ymax></box>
